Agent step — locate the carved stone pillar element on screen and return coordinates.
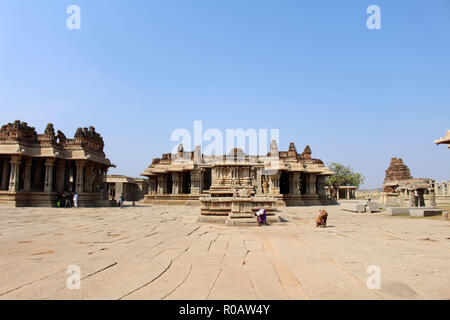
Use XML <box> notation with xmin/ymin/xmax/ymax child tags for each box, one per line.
<box><xmin>55</xmin><ymin>159</ymin><xmax>65</xmax><ymax>192</ymax></box>
<box><xmin>269</xmin><ymin>172</ymin><xmax>280</xmax><ymax>196</ymax></box>
<box><xmin>290</xmin><ymin>172</ymin><xmax>300</xmax><ymax>195</ymax></box>
<box><xmin>1</xmin><ymin>157</ymin><xmax>10</xmax><ymax>190</ymax></box>
<box><xmin>8</xmin><ymin>156</ymin><xmax>21</xmax><ymax>193</ymax></box>
<box><xmin>75</xmin><ymin>160</ymin><xmax>86</xmax><ymax>193</ymax></box>
<box><xmin>306</xmin><ymin>174</ymin><xmax>317</xmax><ymax>194</ymax></box>
<box><xmin>24</xmin><ymin>158</ymin><xmax>32</xmax><ymax>192</ymax></box>
<box><xmin>44</xmin><ymin>158</ymin><xmax>55</xmax><ymax>192</ymax></box>
<box><xmin>172</xmin><ymin>172</ymin><xmax>183</xmax><ymax>195</ymax></box>
<box><xmin>157</xmin><ymin>174</ymin><xmax>168</xmax><ymax>195</ymax></box>
<box><xmin>316</xmin><ymin>175</ymin><xmax>326</xmax><ymax>195</ymax></box>
<box><xmin>84</xmin><ymin>163</ymin><xmax>94</xmax><ymax>193</ymax></box>
<box><xmin>409</xmin><ymin>190</ymin><xmax>416</xmax><ymax>207</ymax></box>
<box><xmin>429</xmin><ymin>188</ymin><xmax>436</xmax><ymax>207</ymax></box>
<box><xmin>190</xmin><ymin>170</ymin><xmax>204</xmax><ymax>195</ymax></box>
<box><xmin>148</xmin><ymin>176</ymin><xmax>157</xmax><ymax>195</ymax></box>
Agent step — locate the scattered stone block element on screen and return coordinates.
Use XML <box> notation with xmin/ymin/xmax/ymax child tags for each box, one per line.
<box><xmin>341</xmin><ymin>203</ymin><xmax>366</xmax><ymax>213</ymax></box>
<box><xmin>386</xmin><ymin>207</ymin><xmax>411</xmax><ymax>216</ymax></box>
<box><xmin>409</xmin><ymin>209</ymin><xmax>442</xmax><ymax>217</ymax></box>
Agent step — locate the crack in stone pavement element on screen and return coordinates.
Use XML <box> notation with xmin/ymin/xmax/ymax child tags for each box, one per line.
<box><xmin>163</xmin><ymin>263</ymin><xmax>193</xmax><ymax>300</ymax></box>
<box><xmin>119</xmin><ymin>260</ymin><xmax>173</xmax><ymax>300</ymax></box>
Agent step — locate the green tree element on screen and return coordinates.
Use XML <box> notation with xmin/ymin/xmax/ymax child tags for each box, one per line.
<box><xmin>326</xmin><ymin>163</ymin><xmax>365</xmax><ymax>197</ymax></box>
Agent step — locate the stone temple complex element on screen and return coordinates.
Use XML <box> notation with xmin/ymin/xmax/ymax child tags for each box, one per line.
<box><xmin>0</xmin><ymin>121</ymin><xmax>113</xmax><ymax>207</ymax></box>
<box><xmin>381</xmin><ymin>157</ymin><xmax>450</xmax><ymax>209</ymax></box>
<box><xmin>141</xmin><ymin>141</ymin><xmax>334</xmax><ymax>210</ymax></box>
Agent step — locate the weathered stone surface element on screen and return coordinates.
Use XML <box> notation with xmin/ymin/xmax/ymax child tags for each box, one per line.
<box><xmin>1</xmin><ymin>204</ymin><xmax>449</xmax><ymax>300</ymax></box>
<box><xmin>409</xmin><ymin>209</ymin><xmax>442</xmax><ymax>217</ymax></box>
<box><xmin>386</xmin><ymin>207</ymin><xmax>412</xmax><ymax>216</ymax></box>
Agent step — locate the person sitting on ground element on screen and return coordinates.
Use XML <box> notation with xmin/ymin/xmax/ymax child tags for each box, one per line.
<box><xmin>316</xmin><ymin>209</ymin><xmax>328</xmax><ymax>228</ymax></box>
<box><xmin>256</xmin><ymin>208</ymin><xmax>267</xmax><ymax>226</ymax></box>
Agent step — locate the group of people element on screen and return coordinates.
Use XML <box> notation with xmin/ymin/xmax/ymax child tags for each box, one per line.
<box><xmin>56</xmin><ymin>192</ymin><xmax>79</xmax><ymax>208</ymax></box>
<box><xmin>255</xmin><ymin>208</ymin><xmax>329</xmax><ymax>228</ymax></box>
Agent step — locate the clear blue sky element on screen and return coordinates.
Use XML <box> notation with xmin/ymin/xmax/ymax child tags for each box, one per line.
<box><xmin>1</xmin><ymin>0</ymin><xmax>449</xmax><ymax>188</ymax></box>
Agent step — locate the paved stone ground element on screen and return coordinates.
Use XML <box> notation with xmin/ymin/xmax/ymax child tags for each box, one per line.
<box><xmin>0</xmin><ymin>204</ymin><xmax>448</xmax><ymax>300</ymax></box>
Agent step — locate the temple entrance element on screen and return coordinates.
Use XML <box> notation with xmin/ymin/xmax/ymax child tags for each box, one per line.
<box><xmin>183</xmin><ymin>171</ymin><xmax>191</xmax><ymax>194</ymax></box>
<box><xmin>280</xmin><ymin>171</ymin><xmax>290</xmax><ymax>195</ymax></box>
<box><xmin>300</xmin><ymin>173</ymin><xmax>307</xmax><ymax>195</ymax></box>
<box><xmin>203</xmin><ymin>168</ymin><xmax>211</xmax><ymax>191</ymax></box>
<box><xmin>167</xmin><ymin>174</ymin><xmax>173</xmax><ymax>194</ymax></box>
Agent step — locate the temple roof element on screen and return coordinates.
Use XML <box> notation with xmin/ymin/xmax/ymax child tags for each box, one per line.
<box><xmin>435</xmin><ymin>130</ymin><xmax>450</xmax><ymax>148</ymax></box>
<box><xmin>142</xmin><ymin>144</ymin><xmax>334</xmax><ymax>177</ymax></box>
<box><xmin>0</xmin><ymin>120</ymin><xmax>112</xmax><ymax>166</ymax></box>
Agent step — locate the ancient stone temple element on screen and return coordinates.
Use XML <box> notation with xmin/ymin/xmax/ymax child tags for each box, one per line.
<box><xmin>141</xmin><ymin>141</ymin><xmax>334</xmax><ymax>207</ymax></box>
<box><xmin>0</xmin><ymin>121</ymin><xmax>113</xmax><ymax>207</ymax></box>
<box><xmin>435</xmin><ymin>130</ymin><xmax>450</xmax><ymax>148</ymax></box>
<box><xmin>383</xmin><ymin>158</ymin><xmax>413</xmax><ymax>193</ymax></box>
<box><xmin>381</xmin><ymin>157</ymin><xmax>450</xmax><ymax>208</ymax></box>
<box><xmin>106</xmin><ymin>175</ymin><xmax>148</xmax><ymax>202</ymax></box>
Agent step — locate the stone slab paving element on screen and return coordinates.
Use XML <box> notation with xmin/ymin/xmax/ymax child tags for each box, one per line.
<box><xmin>0</xmin><ymin>204</ymin><xmax>448</xmax><ymax>300</ymax></box>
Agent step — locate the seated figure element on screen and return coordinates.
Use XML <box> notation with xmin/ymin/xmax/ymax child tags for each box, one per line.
<box><xmin>316</xmin><ymin>209</ymin><xmax>328</xmax><ymax>228</ymax></box>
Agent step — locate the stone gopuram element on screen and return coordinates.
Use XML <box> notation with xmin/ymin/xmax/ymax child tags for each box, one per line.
<box><xmin>141</xmin><ymin>141</ymin><xmax>334</xmax><ymax>207</ymax></box>
<box><xmin>0</xmin><ymin>121</ymin><xmax>113</xmax><ymax>207</ymax></box>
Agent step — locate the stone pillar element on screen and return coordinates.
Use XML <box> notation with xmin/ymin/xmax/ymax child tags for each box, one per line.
<box><xmin>255</xmin><ymin>168</ymin><xmax>263</xmax><ymax>194</ymax></box>
<box><xmin>8</xmin><ymin>155</ymin><xmax>21</xmax><ymax>193</ymax></box>
<box><xmin>269</xmin><ymin>172</ymin><xmax>280</xmax><ymax>196</ymax></box>
<box><xmin>84</xmin><ymin>163</ymin><xmax>94</xmax><ymax>193</ymax></box>
<box><xmin>75</xmin><ymin>160</ymin><xmax>86</xmax><ymax>193</ymax></box>
<box><xmin>347</xmin><ymin>188</ymin><xmax>351</xmax><ymax>200</ymax></box>
<box><xmin>44</xmin><ymin>158</ymin><xmax>55</xmax><ymax>192</ymax></box>
<box><xmin>429</xmin><ymin>188</ymin><xmax>436</xmax><ymax>207</ymax></box>
<box><xmin>24</xmin><ymin>158</ymin><xmax>32</xmax><ymax>192</ymax></box>
<box><xmin>316</xmin><ymin>176</ymin><xmax>326</xmax><ymax>195</ymax></box>
<box><xmin>307</xmin><ymin>174</ymin><xmax>317</xmax><ymax>194</ymax></box>
<box><xmin>290</xmin><ymin>172</ymin><xmax>300</xmax><ymax>195</ymax></box>
<box><xmin>190</xmin><ymin>170</ymin><xmax>204</xmax><ymax>195</ymax></box>
<box><xmin>55</xmin><ymin>160</ymin><xmax>65</xmax><ymax>192</ymax></box>
<box><xmin>409</xmin><ymin>190</ymin><xmax>416</xmax><ymax>207</ymax></box>
<box><xmin>1</xmin><ymin>157</ymin><xmax>10</xmax><ymax>190</ymax></box>
<box><xmin>336</xmin><ymin>187</ymin><xmax>340</xmax><ymax>200</ymax></box>
<box><xmin>172</xmin><ymin>172</ymin><xmax>183</xmax><ymax>195</ymax></box>
<box><xmin>157</xmin><ymin>174</ymin><xmax>168</xmax><ymax>195</ymax></box>
<box><xmin>148</xmin><ymin>176</ymin><xmax>157</xmax><ymax>194</ymax></box>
